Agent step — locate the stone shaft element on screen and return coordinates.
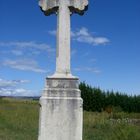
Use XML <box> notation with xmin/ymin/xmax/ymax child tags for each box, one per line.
<box><xmin>38</xmin><ymin>78</ymin><xmax>83</xmax><ymax>140</ymax></box>
<box><xmin>55</xmin><ymin>0</ymin><xmax>71</xmax><ymax>77</ymax></box>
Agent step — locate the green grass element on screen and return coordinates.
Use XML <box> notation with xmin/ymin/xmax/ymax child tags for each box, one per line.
<box><xmin>84</xmin><ymin>112</ymin><xmax>140</xmax><ymax>140</ymax></box>
<box><xmin>0</xmin><ymin>98</ymin><xmax>140</xmax><ymax>140</ymax></box>
<box><xmin>0</xmin><ymin>98</ymin><xmax>39</xmax><ymax>140</ymax></box>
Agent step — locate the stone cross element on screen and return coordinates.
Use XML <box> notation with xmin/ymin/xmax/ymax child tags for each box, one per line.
<box><xmin>38</xmin><ymin>1</ymin><xmax>89</xmax><ymax>140</ymax></box>
<box><xmin>39</xmin><ymin>0</ymin><xmax>88</xmax><ymax>78</ymax></box>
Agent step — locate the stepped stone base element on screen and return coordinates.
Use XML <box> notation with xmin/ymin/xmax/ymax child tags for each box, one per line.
<box><xmin>38</xmin><ymin>77</ymin><xmax>83</xmax><ymax>140</ymax></box>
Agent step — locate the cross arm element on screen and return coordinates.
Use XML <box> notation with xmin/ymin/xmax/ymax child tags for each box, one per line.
<box><xmin>39</xmin><ymin>0</ymin><xmax>59</xmax><ymax>16</ymax></box>
<box><xmin>68</xmin><ymin>0</ymin><xmax>88</xmax><ymax>15</ymax></box>
<box><xmin>39</xmin><ymin>0</ymin><xmax>88</xmax><ymax>16</ymax></box>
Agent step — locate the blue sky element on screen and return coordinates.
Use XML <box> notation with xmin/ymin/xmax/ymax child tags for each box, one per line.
<box><xmin>0</xmin><ymin>0</ymin><xmax>140</xmax><ymax>96</ymax></box>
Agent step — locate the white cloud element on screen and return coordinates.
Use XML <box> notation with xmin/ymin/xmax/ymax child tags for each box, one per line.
<box><xmin>72</xmin><ymin>27</ymin><xmax>110</xmax><ymax>46</ymax></box>
<box><xmin>0</xmin><ymin>78</ymin><xmax>38</xmax><ymax>97</ymax></box>
<box><xmin>2</xmin><ymin>59</ymin><xmax>47</xmax><ymax>73</ymax></box>
<box><xmin>49</xmin><ymin>27</ymin><xmax>110</xmax><ymax>46</ymax></box>
<box><xmin>74</xmin><ymin>67</ymin><xmax>101</xmax><ymax>74</ymax></box>
<box><xmin>0</xmin><ymin>41</ymin><xmax>54</xmax><ymax>56</ymax></box>
<box><xmin>11</xmin><ymin>50</ymin><xmax>23</xmax><ymax>56</ymax></box>
<box><xmin>0</xmin><ymin>88</ymin><xmax>39</xmax><ymax>97</ymax></box>
<box><xmin>0</xmin><ymin>79</ymin><xmax>29</xmax><ymax>88</ymax></box>
<box><xmin>0</xmin><ymin>41</ymin><xmax>51</xmax><ymax>51</ymax></box>
<box><xmin>0</xmin><ymin>88</ymin><xmax>13</xmax><ymax>96</ymax></box>
<box><xmin>48</xmin><ymin>30</ymin><xmax>56</xmax><ymax>36</ymax></box>
<box><xmin>10</xmin><ymin>88</ymin><xmax>39</xmax><ymax>96</ymax></box>
<box><xmin>73</xmin><ymin>28</ymin><xmax>89</xmax><ymax>36</ymax></box>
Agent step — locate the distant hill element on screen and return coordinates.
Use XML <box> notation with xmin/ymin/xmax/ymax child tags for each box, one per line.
<box><xmin>0</xmin><ymin>95</ymin><xmax>40</xmax><ymax>100</ymax></box>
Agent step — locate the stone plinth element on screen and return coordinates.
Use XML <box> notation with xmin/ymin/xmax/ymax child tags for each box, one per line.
<box><xmin>38</xmin><ymin>78</ymin><xmax>83</xmax><ymax>140</ymax></box>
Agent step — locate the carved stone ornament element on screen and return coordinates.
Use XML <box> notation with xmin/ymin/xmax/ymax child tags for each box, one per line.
<box><xmin>39</xmin><ymin>0</ymin><xmax>88</xmax><ymax>15</ymax></box>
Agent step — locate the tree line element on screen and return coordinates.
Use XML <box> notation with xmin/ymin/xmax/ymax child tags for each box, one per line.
<box><xmin>79</xmin><ymin>82</ymin><xmax>140</xmax><ymax>113</ymax></box>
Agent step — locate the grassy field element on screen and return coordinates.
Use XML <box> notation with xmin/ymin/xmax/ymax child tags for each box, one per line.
<box><xmin>0</xmin><ymin>98</ymin><xmax>140</xmax><ymax>140</ymax></box>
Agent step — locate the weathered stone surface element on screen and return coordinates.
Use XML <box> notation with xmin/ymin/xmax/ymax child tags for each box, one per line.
<box><xmin>39</xmin><ymin>0</ymin><xmax>88</xmax><ymax>15</ymax></box>
<box><xmin>46</xmin><ymin>78</ymin><xmax>79</xmax><ymax>89</ymax></box>
<box><xmin>39</xmin><ymin>0</ymin><xmax>88</xmax><ymax>78</ymax></box>
<box><xmin>38</xmin><ymin>1</ymin><xmax>88</xmax><ymax>140</ymax></box>
<box><xmin>68</xmin><ymin>0</ymin><xmax>88</xmax><ymax>14</ymax></box>
<box><xmin>54</xmin><ymin>0</ymin><xmax>71</xmax><ymax>78</ymax></box>
<box><xmin>38</xmin><ymin>78</ymin><xmax>83</xmax><ymax>140</ymax></box>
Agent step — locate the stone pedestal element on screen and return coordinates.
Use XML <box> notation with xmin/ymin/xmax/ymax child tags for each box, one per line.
<box><xmin>38</xmin><ymin>78</ymin><xmax>83</xmax><ymax>140</ymax></box>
